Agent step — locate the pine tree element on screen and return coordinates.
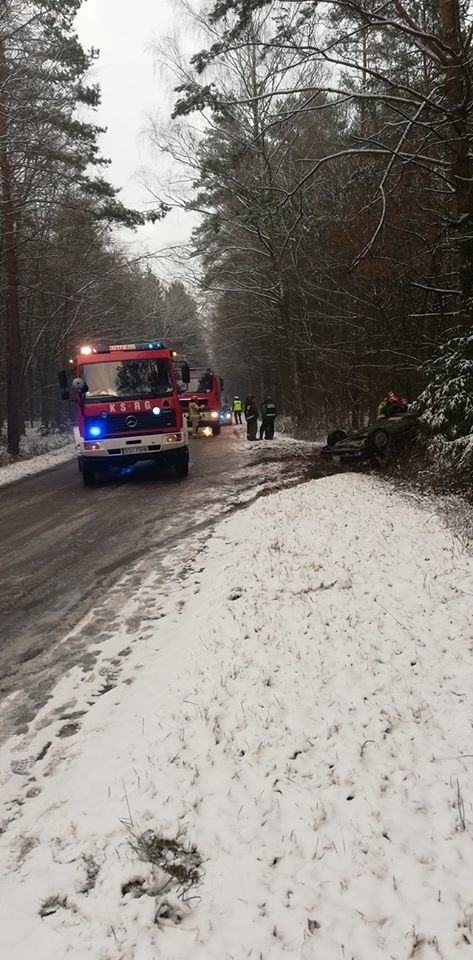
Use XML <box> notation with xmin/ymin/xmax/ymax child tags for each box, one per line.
<box><xmin>171</xmin><ymin>0</ymin><xmax>473</xmax><ymax>445</ymax></box>
<box><xmin>0</xmin><ymin>0</ymin><xmax>168</xmax><ymax>454</ymax></box>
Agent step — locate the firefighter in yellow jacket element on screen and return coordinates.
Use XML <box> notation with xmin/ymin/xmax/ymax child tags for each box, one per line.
<box><xmin>188</xmin><ymin>396</ymin><xmax>201</xmax><ymax>438</ymax></box>
<box><xmin>377</xmin><ymin>391</ymin><xmax>397</xmax><ymax>419</ymax></box>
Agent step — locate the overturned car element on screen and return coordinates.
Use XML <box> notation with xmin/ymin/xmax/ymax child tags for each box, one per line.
<box><xmin>321</xmin><ymin>408</ymin><xmax>419</xmax><ymax>465</ymax></box>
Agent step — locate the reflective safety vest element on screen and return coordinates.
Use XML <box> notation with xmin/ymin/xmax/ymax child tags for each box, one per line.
<box><xmin>233</xmin><ymin>398</ymin><xmax>242</xmax><ymax>412</ymax></box>
<box><xmin>264</xmin><ymin>401</ymin><xmax>277</xmax><ymax>417</ymax></box>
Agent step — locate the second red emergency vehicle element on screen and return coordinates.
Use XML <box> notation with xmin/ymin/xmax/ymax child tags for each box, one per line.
<box><xmin>177</xmin><ymin>367</ymin><xmax>224</xmax><ymax>436</ymax></box>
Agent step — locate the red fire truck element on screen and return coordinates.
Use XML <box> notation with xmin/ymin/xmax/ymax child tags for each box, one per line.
<box><xmin>58</xmin><ymin>340</ymin><xmax>189</xmax><ymax>486</ymax></box>
<box><xmin>176</xmin><ymin>366</ymin><xmax>224</xmax><ymax>436</ymax></box>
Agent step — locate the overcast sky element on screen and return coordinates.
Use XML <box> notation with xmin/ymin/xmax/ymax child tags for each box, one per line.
<box><xmin>76</xmin><ymin>0</ymin><xmax>196</xmax><ymax>267</ymax></box>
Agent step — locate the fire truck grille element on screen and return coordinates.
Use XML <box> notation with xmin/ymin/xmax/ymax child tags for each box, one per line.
<box><xmin>85</xmin><ymin>408</ymin><xmax>177</xmax><ymax>437</ymax></box>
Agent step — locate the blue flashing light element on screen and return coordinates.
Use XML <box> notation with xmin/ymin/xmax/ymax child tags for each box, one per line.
<box><xmin>89</xmin><ymin>425</ymin><xmax>102</xmax><ymax>438</ymax></box>
<box><xmin>94</xmin><ymin>340</ymin><xmax>166</xmax><ymax>354</ymax></box>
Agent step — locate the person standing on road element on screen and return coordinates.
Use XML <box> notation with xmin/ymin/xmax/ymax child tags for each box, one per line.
<box><xmin>244</xmin><ymin>395</ymin><xmax>258</xmax><ymax>441</ymax></box>
<box><xmin>259</xmin><ymin>396</ymin><xmax>278</xmax><ymax>439</ymax></box>
<box><xmin>232</xmin><ymin>396</ymin><xmax>243</xmax><ymax>424</ymax></box>
<box><xmin>188</xmin><ymin>396</ymin><xmax>201</xmax><ymax>438</ymax></box>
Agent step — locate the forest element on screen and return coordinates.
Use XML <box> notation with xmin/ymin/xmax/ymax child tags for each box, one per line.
<box><xmin>156</xmin><ymin>0</ymin><xmax>473</xmax><ymax>470</ymax></box>
<box><xmin>0</xmin><ymin>0</ymin><xmax>203</xmax><ymax>456</ymax></box>
<box><xmin>2</xmin><ymin>0</ymin><xmax>473</xmax><ymax>475</ymax></box>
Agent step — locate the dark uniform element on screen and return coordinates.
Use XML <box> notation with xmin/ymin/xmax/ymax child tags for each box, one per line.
<box><xmin>244</xmin><ymin>396</ymin><xmax>258</xmax><ymax>440</ymax></box>
<box><xmin>259</xmin><ymin>398</ymin><xmax>277</xmax><ymax>439</ymax></box>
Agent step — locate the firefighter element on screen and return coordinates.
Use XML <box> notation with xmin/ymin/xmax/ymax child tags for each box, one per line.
<box><xmin>259</xmin><ymin>396</ymin><xmax>278</xmax><ymax>440</ymax></box>
<box><xmin>188</xmin><ymin>396</ymin><xmax>201</xmax><ymax>438</ymax></box>
<box><xmin>244</xmin><ymin>394</ymin><xmax>258</xmax><ymax>440</ymax></box>
<box><xmin>232</xmin><ymin>395</ymin><xmax>243</xmax><ymax>424</ymax></box>
<box><xmin>377</xmin><ymin>390</ymin><xmax>397</xmax><ymax>419</ymax></box>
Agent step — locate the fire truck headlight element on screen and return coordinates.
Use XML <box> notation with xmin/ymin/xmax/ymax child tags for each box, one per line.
<box><xmin>152</xmin><ymin>406</ymin><xmax>161</xmax><ymax>415</ymax></box>
<box><xmin>89</xmin><ymin>425</ymin><xmax>102</xmax><ymax>438</ymax></box>
<box><xmin>210</xmin><ymin>411</ymin><xmax>219</xmax><ymax>419</ymax></box>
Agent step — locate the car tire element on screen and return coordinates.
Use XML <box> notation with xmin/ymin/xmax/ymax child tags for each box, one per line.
<box><xmin>369</xmin><ymin>427</ymin><xmax>390</xmax><ymax>451</ymax></box>
<box><xmin>327</xmin><ymin>429</ymin><xmax>348</xmax><ymax>447</ymax></box>
<box><xmin>174</xmin><ymin>448</ymin><xmax>189</xmax><ymax>479</ymax></box>
<box><xmin>212</xmin><ymin>424</ymin><xmax>221</xmax><ymax>436</ymax></box>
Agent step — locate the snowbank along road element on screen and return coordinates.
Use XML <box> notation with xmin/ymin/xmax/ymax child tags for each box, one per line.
<box><xmin>0</xmin><ymin>431</ymin><xmax>325</xmax><ymax>741</ymax></box>
<box><xmin>0</xmin><ymin>471</ymin><xmax>473</xmax><ymax>959</ymax></box>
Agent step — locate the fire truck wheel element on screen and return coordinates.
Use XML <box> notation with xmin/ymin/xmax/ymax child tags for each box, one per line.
<box><xmin>174</xmin><ymin>448</ymin><xmax>189</xmax><ymax>479</ymax></box>
<box><xmin>212</xmin><ymin>424</ymin><xmax>221</xmax><ymax>436</ymax></box>
<box><xmin>82</xmin><ymin>461</ymin><xmax>95</xmax><ymax>486</ymax></box>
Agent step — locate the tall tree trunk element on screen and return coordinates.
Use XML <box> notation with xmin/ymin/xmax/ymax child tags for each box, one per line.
<box><xmin>278</xmin><ymin>283</ymin><xmax>303</xmax><ymax>419</ymax></box>
<box><xmin>0</xmin><ymin>60</ymin><xmax>22</xmax><ymax>456</ymax></box>
<box><xmin>439</xmin><ymin>0</ymin><xmax>473</xmax><ymax>304</ymax></box>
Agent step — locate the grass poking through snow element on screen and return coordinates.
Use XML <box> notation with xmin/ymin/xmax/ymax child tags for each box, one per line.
<box><xmin>127</xmin><ymin>827</ymin><xmax>203</xmax><ymax>892</ymax></box>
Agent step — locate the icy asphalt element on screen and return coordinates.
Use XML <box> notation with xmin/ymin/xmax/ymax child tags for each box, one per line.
<box><xmin>0</xmin><ymin>429</ymin><xmax>329</xmax><ymax>742</ymax></box>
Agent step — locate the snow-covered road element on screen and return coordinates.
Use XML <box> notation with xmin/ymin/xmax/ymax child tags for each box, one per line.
<box><xmin>1</xmin><ymin>472</ymin><xmax>473</xmax><ymax>959</ymax></box>
<box><xmin>0</xmin><ymin>431</ymin><xmax>325</xmax><ymax>740</ymax></box>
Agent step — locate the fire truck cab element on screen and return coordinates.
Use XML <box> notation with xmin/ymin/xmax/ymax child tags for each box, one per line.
<box><xmin>58</xmin><ymin>340</ymin><xmax>189</xmax><ymax>486</ymax></box>
<box><xmin>177</xmin><ymin>367</ymin><xmax>224</xmax><ymax>436</ymax></box>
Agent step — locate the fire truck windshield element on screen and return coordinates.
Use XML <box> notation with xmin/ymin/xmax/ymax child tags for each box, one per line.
<box><xmin>184</xmin><ymin>375</ymin><xmax>214</xmax><ymax>394</ymax></box>
<box><xmin>80</xmin><ymin>359</ymin><xmax>174</xmax><ymax>400</ymax></box>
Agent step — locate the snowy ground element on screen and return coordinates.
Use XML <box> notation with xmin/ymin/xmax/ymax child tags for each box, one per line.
<box><xmin>0</xmin><ymin>427</ymin><xmax>74</xmax><ymax>486</ymax></box>
<box><xmin>1</xmin><ymin>473</ymin><xmax>473</xmax><ymax>959</ymax></box>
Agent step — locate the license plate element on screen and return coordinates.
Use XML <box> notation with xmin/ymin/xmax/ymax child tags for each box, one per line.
<box><xmin>122</xmin><ymin>445</ymin><xmax>149</xmax><ymax>455</ymax></box>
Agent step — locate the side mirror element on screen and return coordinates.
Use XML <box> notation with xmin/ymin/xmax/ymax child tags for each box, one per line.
<box><xmin>58</xmin><ymin>370</ymin><xmax>68</xmax><ymax>390</ymax></box>
<box><xmin>72</xmin><ymin>377</ymin><xmax>87</xmax><ymax>394</ymax></box>
<box><xmin>219</xmin><ymin>377</ymin><xmax>224</xmax><ymax>389</ymax></box>
<box><xmin>181</xmin><ymin>363</ymin><xmax>190</xmax><ymax>384</ymax></box>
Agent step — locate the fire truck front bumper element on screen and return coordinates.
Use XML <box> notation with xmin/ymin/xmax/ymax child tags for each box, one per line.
<box><xmin>77</xmin><ymin>432</ymin><xmax>187</xmax><ymax>466</ymax></box>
